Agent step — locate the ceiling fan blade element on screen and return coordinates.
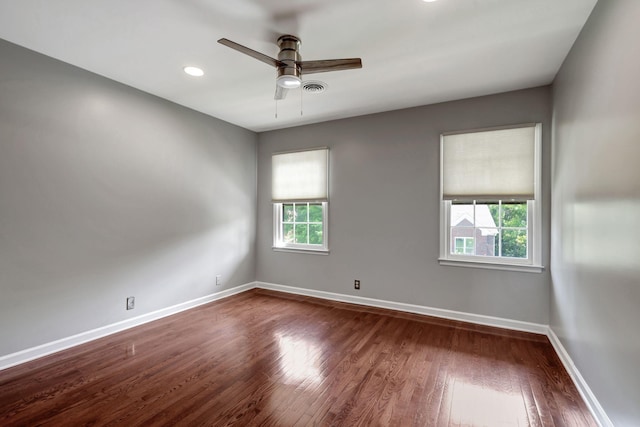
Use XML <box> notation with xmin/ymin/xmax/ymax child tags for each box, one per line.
<box><xmin>300</xmin><ymin>58</ymin><xmax>362</xmax><ymax>75</ymax></box>
<box><xmin>217</xmin><ymin>38</ymin><xmax>282</xmax><ymax>68</ymax></box>
<box><xmin>275</xmin><ymin>85</ymin><xmax>288</xmax><ymax>100</ymax></box>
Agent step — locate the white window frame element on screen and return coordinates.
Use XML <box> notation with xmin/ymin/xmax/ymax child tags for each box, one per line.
<box><xmin>273</xmin><ymin>202</ymin><xmax>329</xmax><ymax>254</ymax></box>
<box><xmin>439</xmin><ymin>123</ymin><xmax>544</xmax><ymax>273</ymax></box>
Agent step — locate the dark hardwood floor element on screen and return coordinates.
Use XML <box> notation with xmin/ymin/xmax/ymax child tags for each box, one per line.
<box><xmin>0</xmin><ymin>289</ymin><xmax>597</xmax><ymax>426</ymax></box>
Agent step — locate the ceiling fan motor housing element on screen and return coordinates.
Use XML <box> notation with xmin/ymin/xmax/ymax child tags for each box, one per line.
<box><xmin>277</xmin><ymin>35</ymin><xmax>301</xmax><ymax>81</ymax></box>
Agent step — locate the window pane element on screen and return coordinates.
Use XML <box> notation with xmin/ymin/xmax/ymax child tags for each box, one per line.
<box><xmin>295</xmin><ymin>204</ymin><xmax>308</xmax><ymax>223</ymax></box>
<box><xmin>283</xmin><ymin>204</ymin><xmax>295</xmax><ymax>223</ymax></box>
<box><xmin>485</xmin><ymin>203</ymin><xmax>500</xmax><ymax>226</ymax></box>
<box><xmin>283</xmin><ymin>224</ymin><xmax>295</xmax><ymax>243</ymax></box>
<box><xmin>308</xmin><ymin>204</ymin><xmax>323</xmax><ymax>222</ymax></box>
<box><xmin>449</xmin><ymin>201</ymin><xmax>528</xmax><ymax>260</ymax></box>
<box><xmin>454</xmin><ymin>237</ymin><xmax>464</xmax><ymax>254</ymax></box>
<box><xmin>309</xmin><ymin>224</ymin><xmax>323</xmax><ymax>245</ymax></box>
<box><xmin>476</xmin><ymin>203</ymin><xmax>499</xmax><ymax>228</ymax></box>
<box><xmin>502</xmin><ymin>202</ymin><xmax>527</xmax><ymax>228</ymax></box>
<box><xmin>465</xmin><ymin>238</ymin><xmax>474</xmax><ymax>254</ymax></box>
<box><xmin>275</xmin><ymin>202</ymin><xmax>327</xmax><ymax>251</ymax></box>
<box><xmin>451</xmin><ymin>203</ymin><xmax>475</xmax><ymax>227</ymax></box>
<box><xmin>475</xmin><ymin>229</ymin><xmax>498</xmax><ymax>257</ymax></box>
<box><xmin>295</xmin><ymin>224</ymin><xmax>308</xmax><ymax>244</ymax></box>
<box><xmin>501</xmin><ymin>229</ymin><xmax>527</xmax><ymax>258</ymax></box>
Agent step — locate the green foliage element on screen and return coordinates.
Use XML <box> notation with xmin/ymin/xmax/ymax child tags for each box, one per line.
<box><xmin>283</xmin><ymin>223</ymin><xmax>294</xmax><ymax>243</ymax></box>
<box><xmin>283</xmin><ymin>204</ymin><xmax>295</xmax><ymax>222</ymax></box>
<box><xmin>309</xmin><ymin>224</ymin><xmax>323</xmax><ymax>244</ymax></box>
<box><xmin>295</xmin><ymin>204</ymin><xmax>308</xmax><ymax>222</ymax></box>
<box><xmin>282</xmin><ymin>203</ymin><xmax>323</xmax><ymax>246</ymax></box>
<box><xmin>295</xmin><ymin>224</ymin><xmax>308</xmax><ymax>244</ymax></box>
<box><xmin>501</xmin><ymin>230</ymin><xmax>527</xmax><ymax>258</ymax></box>
<box><xmin>309</xmin><ymin>204</ymin><xmax>323</xmax><ymax>222</ymax></box>
<box><xmin>501</xmin><ymin>203</ymin><xmax>527</xmax><ymax>227</ymax></box>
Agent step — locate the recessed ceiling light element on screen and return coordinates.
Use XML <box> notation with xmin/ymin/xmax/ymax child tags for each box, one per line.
<box><xmin>183</xmin><ymin>66</ymin><xmax>204</xmax><ymax>77</ymax></box>
<box><xmin>422</xmin><ymin>0</ymin><xmax>438</xmax><ymax>2</ymax></box>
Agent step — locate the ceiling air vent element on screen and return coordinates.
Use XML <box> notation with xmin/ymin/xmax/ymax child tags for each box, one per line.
<box><xmin>302</xmin><ymin>80</ymin><xmax>328</xmax><ymax>94</ymax></box>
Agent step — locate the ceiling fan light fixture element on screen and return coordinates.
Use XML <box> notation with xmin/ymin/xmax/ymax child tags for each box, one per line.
<box><xmin>276</xmin><ymin>74</ymin><xmax>301</xmax><ymax>89</ymax></box>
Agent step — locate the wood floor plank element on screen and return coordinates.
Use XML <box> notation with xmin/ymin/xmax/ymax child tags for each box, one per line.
<box><xmin>0</xmin><ymin>289</ymin><xmax>597</xmax><ymax>426</ymax></box>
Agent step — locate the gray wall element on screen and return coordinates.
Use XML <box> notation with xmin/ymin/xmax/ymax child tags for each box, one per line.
<box><xmin>0</xmin><ymin>40</ymin><xmax>257</xmax><ymax>356</ymax></box>
<box><xmin>257</xmin><ymin>87</ymin><xmax>552</xmax><ymax>324</ymax></box>
<box><xmin>551</xmin><ymin>1</ymin><xmax>640</xmax><ymax>425</ymax></box>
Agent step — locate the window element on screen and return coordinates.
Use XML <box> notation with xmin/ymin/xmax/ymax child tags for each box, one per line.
<box><xmin>274</xmin><ymin>202</ymin><xmax>327</xmax><ymax>250</ymax></box>
<box><xmin>454</xmin><ymin>237</ymin><xmax>475</xmax><ymax>255</ymax></box>
<box><xmin>439</xmin><ymin>124</ymin><xmax>542</xmax><ymax>272</ymax></box>
<box><xmin>272</xmin><ymin>148</ymin><xmax>329</xmax><ymax>253</ymax></box>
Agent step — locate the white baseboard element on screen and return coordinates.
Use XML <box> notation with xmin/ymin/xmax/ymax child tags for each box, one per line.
<box><xmin>255</xmin><ymin>281</ymin><xmax>548</xmax><ymax>335</ymax></box>
<box><xmin>547</xmin><ymin>328</ymin><xmax>613</xmax><ymax>427</ymax></box>
<box><xmin>0</xmin><ymin>282</ymin><xmax>256</xmax><ymax>371</ymax></box>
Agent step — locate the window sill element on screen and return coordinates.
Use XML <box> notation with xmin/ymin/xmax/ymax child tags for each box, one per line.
<box><xmin>273</xmin><ymin>247</ymin><xmax>329</xmax><ymax>255</ymax></box>
<box><xmin>438</xmin><ymin>258</ymin><xmax>544</xmax><ymax>273</ymax></box>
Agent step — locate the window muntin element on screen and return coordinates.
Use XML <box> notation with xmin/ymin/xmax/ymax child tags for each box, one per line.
<box><xmin>282</xmin><ymin>202</ymin><xmax>324</xmax><ymax>246</ymax></box>
<box><xmin>450</xmin><ymin>201</ymin><xmax>528</xmax><ymax>259</ymax></box>
<box><xmin>274</xmin><ymin>202</ymin><xmax>328</xmax><ymax>251</ymax></box>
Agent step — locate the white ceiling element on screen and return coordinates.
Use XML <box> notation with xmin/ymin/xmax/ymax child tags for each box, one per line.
<box><xmin>0</xmin><ymin>0</ymin><xmax>597</xmax><ymax>132</ymax></box>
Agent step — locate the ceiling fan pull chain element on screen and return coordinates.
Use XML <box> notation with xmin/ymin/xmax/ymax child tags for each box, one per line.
<box><xmin>275</xmin><ymin>100</ymin><xmax>278</xmax><ymax>119</ymax></box>
<box><xmin>300</xmin><ymin>88</ymin><xmax>303</xmax><ymax>116</ymax></box>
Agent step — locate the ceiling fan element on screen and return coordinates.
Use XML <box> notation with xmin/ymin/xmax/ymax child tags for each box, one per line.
<box><xmin>218</xmin><ymin>35</ymin><xmax>362</xmax><ymax>100</ymax></box>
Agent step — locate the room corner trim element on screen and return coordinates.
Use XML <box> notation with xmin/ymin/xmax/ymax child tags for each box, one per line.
<box><xmin>547</xmin><ymin>328</ymin><xmax>613</xmax><ymax>427</ymax></box>
<box><xmin>255</xmin><ymin>281</ymin><xmax>548</xmax><ymax>335</ymax></box>
<box><xmin>0</xmin><ymin>282</ymin><xmax>257</xmax><ymax>372</ymax></box>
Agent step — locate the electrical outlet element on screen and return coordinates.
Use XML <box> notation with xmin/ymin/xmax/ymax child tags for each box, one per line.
<box><xmin>126</xmin><ymin>296</ymin><xmax>135</xmax><ymax>310</ymax></box>
<box><xmin>354</xmin><ymin>280</ymin><xmax>360</xmax><ymax>290</ymax></box>
<box><xmin>216</xmin><ymin>275</ymin><xmax>222</xmax><ymax>286</ymax></box>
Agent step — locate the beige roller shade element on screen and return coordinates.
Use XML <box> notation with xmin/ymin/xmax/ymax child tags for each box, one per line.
<box><xmin>442</xmin><ymin>125</ymin><xmax>536</xmax><ymax>201</ymax></box>
<box><xmin>272</xmin><ymin>148</ymin><xmax>328</xmax><ymax>202</ymax></box>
